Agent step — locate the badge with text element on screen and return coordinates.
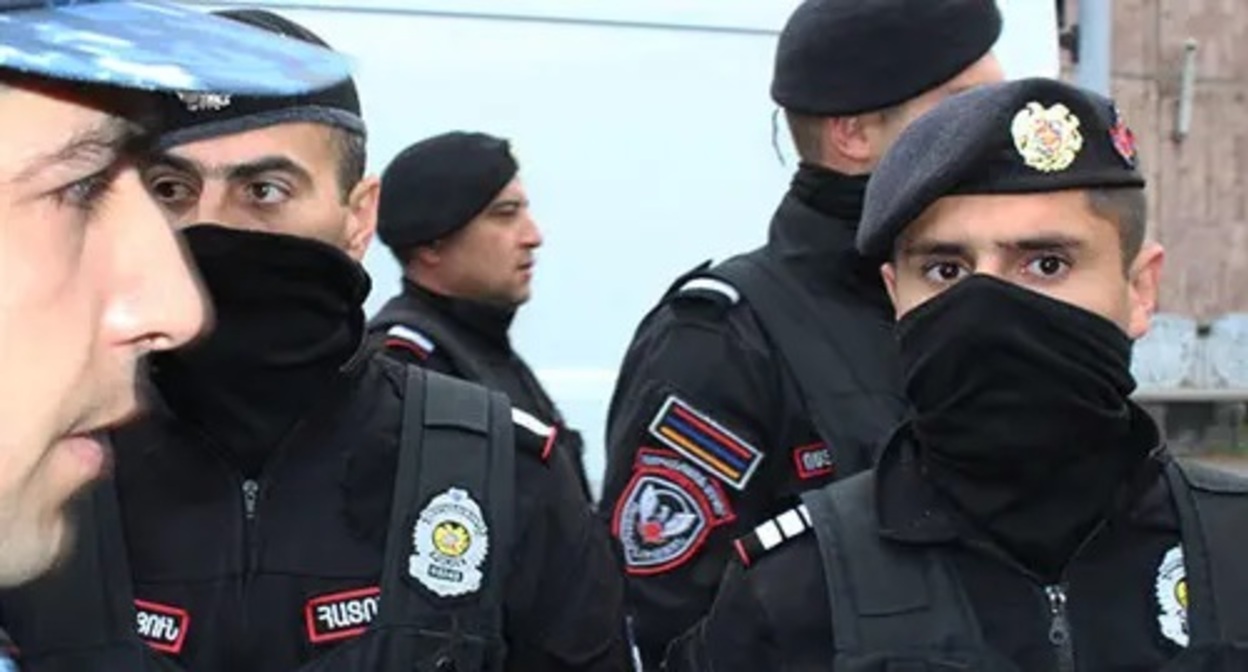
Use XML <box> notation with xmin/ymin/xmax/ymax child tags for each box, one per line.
<box><xmin>647</xmin><ymin>395</ymin><xmax>763</xmax><ymax>490</ymax></box>
<box><xmin>410</xmin><ymin>487</ymin><xmax>489</xmax><ymax>598</ymax></box>
<box><xmin>135</xmin><ymin>599</ymin><xmax>190</xmax><ymax>655</ymax></box>
<box><xmin>1011</xmin><ymin>101</ymin><xmax>1083</xmax><ymax>173</ymax></box>
<box><xmin>1156</xmin><ymin>544</ymin><xmax>1189</xmax><ymax>648</ymax></box>
<box><xmin>792</xmin><ymin>442</ymin><xmax>834</xmax><ymax>480</ymax></box>
<box><xmin>305</xmin><ymin>586</ymin><xmax>380</xmax><ymax>644</ymax></box>
<box><xmin>613</xmin><ymin>448</ymin><xmax>735</xmax><ymax>575</ymax></box>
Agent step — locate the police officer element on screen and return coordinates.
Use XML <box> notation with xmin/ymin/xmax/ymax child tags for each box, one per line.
<box><xmin>0</xmin><ymin>10</ymin><xmax>630</xmax><ymax>672</ymax></box>
<box><xmin>663</xmin><ymin>77</ymin><xmax>1248</xmax><ymax>670</ymax></box>
<box><xmin>370</xmin><ymin>132</ymin><xmax>593</xmax><ymax>500</ymax></box>
<box><xmin>0</xmin><ymin>2</ymin><xmax>348</xmax><ymax>669</ymax></box>
<box><xmin>599</xmin><ymin>0</ymin><xmax>1005</xmax><ymax>663</ymax></box>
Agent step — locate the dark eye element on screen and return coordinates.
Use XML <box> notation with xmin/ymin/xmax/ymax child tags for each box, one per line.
<box><xmin>922</xmin><ymin>261</ymin><xmax>967</xmax><ymax>284</ymax></box>
<box><xmin>247</xmin><ymin>182</ymin><xmax>290</xmax><ymax>205</ymax></box>
<box><xmin>147</xmin><ymin>177</ymin><xmax>196</xmax><ymax>205</ymax></box>
<box><xmin>1027</xmin><ymin>255</ymin><xmax>1070</xmax><ymax>278</ymax></box>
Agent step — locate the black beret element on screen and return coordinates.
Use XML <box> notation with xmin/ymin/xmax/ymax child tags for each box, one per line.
<box><xmin>857</xmin><ymin>77</ymin><xmax>1144</xmax><ymax>260</ymax></box>
<box><xmin>772</xmin><ymin>0</ymin><xmax>1002</xmax><ymax>116</ymax></box>
<box><xmin>377</xmin><ymin>132</ymin><xmax>520</xmax><ymax>250</ymax></box>
<box><xmin>154</xmin><ymin>9</ymin><xmax>364</xmax><ymax>149</ymax></box>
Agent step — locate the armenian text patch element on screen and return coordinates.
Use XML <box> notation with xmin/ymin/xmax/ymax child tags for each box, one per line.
<box><xmin>305</xmin><ymin>586</ymin><xmax>381</xmax><ymax>645</ymax></box>
<box><xmin>135</xmin><ymin>599</ymin><xmax>190</xmax><ymax>655</ymax></box>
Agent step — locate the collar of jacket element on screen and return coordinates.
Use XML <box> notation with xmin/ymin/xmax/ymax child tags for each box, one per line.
<box><xmin>402</xmin><ymin>278</ymin><xmax>516</xmax><ymax>352</ymax></box>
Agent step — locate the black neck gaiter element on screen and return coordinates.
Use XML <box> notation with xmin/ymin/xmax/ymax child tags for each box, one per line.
<box><xmin>897</xmin><ymin>275</ymin><xmax>1146</xmax><ymax>580</ymax></box>
<box><xmin>789</xmin><ymin>162</ymin><xmax>870</xmax><ymax>222</ymax></box>
<box><xmin>151</xmin><ymin>224</ymin><xmax>370</xmax><ymax>476</ymax></box>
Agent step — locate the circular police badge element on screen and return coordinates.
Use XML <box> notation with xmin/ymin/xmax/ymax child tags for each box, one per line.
<box><xmin>1156</xmin><ymin>544</ymin><xmax>1189</xmax><ymax>648</ymax></box>
<box><xmin>1011</xmin><ymin>101</ymin><xmax>1083</xmax><ymax>173</ymax></box>
<box><xmin>409</xmin><ymin>488</ymin><xmax>489</xmax><ymax>598</ymax></box>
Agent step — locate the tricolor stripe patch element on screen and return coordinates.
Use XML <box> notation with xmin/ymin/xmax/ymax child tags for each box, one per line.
<box><xmin>384</xmin><ymin>324</ymin><xmax>436</xmax><ymax>360</ymax></box>
<box><xmin>733</xmin><ymin>504</ymin><xmax>812</xmax><ymax>567</ymax></box>
<box><xmin>647</xmin><ymin>395</ymin><xmax>763</xmax><ymax>491</ymax></box>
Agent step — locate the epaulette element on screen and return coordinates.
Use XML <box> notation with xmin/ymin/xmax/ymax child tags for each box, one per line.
<box><xmin>511</xmin><ymin>407</ymin><xmax>557</xmax><ymax>463</ymax></box>
<box><xmin>732</xmin><ymin>504</ymin><xmax>812</xmax><ymax>567</ymax></box>
<box><xmin>670</xmin><ymin>276</ymin><xmax>741</xmax><ymax>310</ymax></box>
<box><xmin>383</xmin><ymin>324</ymin><xmax>436</xmax><ymax>360</ymax></box>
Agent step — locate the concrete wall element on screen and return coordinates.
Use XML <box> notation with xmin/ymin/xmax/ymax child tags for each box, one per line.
<box><xmin>1066</xmin><ymin>0</ymin><xmax>1248</xmax><ymax>321</ymax></box>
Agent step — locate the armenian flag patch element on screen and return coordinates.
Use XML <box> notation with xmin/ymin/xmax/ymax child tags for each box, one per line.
<box><xmin>647</xmin><ymin>395</ymin><xmax>763</xmax><ymax>490</ymax></box>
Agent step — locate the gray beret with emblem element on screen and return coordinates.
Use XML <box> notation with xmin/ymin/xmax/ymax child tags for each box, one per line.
<box><xmin>857</xmin><ymin>77</ymin><xmax>1144</xmax><ymax>260</ymax></box>
<box><xmin>0</xmin><ymin>0</ymin><xmax>350</xmax><ymax>95</ymax></box>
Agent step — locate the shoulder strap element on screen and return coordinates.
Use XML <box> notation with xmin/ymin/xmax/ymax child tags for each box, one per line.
<box><xmin>377</xmin><ymin>366</ymin><xmax>515</xmax><ymax>671</ymax></box>
<box><xmin>706</xmin><ymin>251</ymin><xmax>905</xmax><ymax>475</ymax></box>
<box><xmin>801</xmin><ymin>474</ymin><xmax>983</xmax><ymax>661</ymax></box>
<box><xmin>0</xmin><ymin>475</ymin><xmax>157</xmax><ymax>670</ymax></box>
<box><xmin>370</xmin><ymin>296</ymin><xmax>493</xmax><ymax>384</ymax></box>
<box><xmin>1167</xmin><ymin>458</ymin><xmax>1248</xmax><ymax>644</ymax></box>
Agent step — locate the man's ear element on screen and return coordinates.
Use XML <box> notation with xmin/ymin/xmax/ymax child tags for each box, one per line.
<box><xmin>1126</xmin><ymin>240</ymin><xmax>1165</xmax><ymax>339</ymax></box>
<box><xmin>881</xmin><ymin>262</ymin><xmax>902</xmax><ymax>319</ymax></box>
<box><xmin>823</xmin><ymin>115</ymin><xmax>876</xmax><ymax>165</ymax></box>
<box><xmin>343</xmin><ymin>175</ymin><xmax>380</xmax><ymax>262</ymax></box>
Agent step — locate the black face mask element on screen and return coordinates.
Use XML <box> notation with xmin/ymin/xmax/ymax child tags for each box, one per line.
<box><xmin>151</xmin><ymin>224</ymin><xmax>370</xmax><ymax>475</ymax></box>
<box><xmin>897</xmin><ymin>274</ymin><xmax>1145</xmax><ymax>578</ymax></box>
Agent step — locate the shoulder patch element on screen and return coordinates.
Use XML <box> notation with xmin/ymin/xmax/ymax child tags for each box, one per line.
<box><xmin>512</xmin><ymin>407</ymin><xmax>557</xmax><ymax>462</ymax></box>
<box><xmin>732</xmin><ymin>504</ymin><xmax>812</xmax><ymax>568</ymax></box>
<box><xmin>612</xmin><ymin>448</ymin><xmax>735</xmax><ymax>575</ymax></box>
<box><xmin>648</xmin><ymin>395</ymin><xmax>763</xmax><ymax>491</ymax></box>
<box><xmin>675</xmin><ymin>277</ymin><xmax>740</xmax><ymax>306</ymax></box>
<box><xmin>384</xmin><ymin>324</ymin><xmax>436</xmax><ymax>360</ymax></box>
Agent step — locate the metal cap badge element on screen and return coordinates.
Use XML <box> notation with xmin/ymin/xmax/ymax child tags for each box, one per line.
<box><xmin>0</xmin><ymin>0</ymin><xmax>352</xmax><ymax>95</ymax></box>
<box><xmin>1011</xmin><ymin>102</ymin><xmax>1084</xmax><ymax>173</ymax></box>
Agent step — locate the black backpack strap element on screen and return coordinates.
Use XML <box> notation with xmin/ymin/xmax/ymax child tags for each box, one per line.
<box><xmin>1167</xmin><ymin>458</ymin><xmax>1248</xmax><ymax>645</ymax></box>
<box><xmin>377</xmin><ymin>366</ymin><xmax>514</xmax><ymax>671</ymax></box>
<box><xmin>0</xmin><ymin>475</ymin><xmax>159</xmax><ymax>670</ymax></box>
<box><xmin>802</xmin><ymin>474</ymin><xmax>984</xmax><ymax>664</ymax></box>
<box><xmin>705</xmin><ymin>251</ymin><xmax>904</xmax><ymax>475</ymax></box>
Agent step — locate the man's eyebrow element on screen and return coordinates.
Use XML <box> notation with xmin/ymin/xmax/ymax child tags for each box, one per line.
<box><xmin>148</xmin><ymin>153</ymin><xmax>315</xmax><ymax>188</ymax></box>
<box><xmin>900</xmin><ymin>240</ymin><xmax>968</xmax><ymax>258</ymax></box>
<box><xmin>11</xmin><ymin>116</ymin><xmax>144</xmax><ymax>186</ymax></box>
<box><xmin>225</xmin><ymin>156</ymin><xmax>314</xmax><ymax>187</ymax></box>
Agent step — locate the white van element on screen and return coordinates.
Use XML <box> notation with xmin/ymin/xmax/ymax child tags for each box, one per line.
<box><xmin>193</xmin><ymin>0</ymin><xmax>1061</xmax><ymax>497</ymax></box>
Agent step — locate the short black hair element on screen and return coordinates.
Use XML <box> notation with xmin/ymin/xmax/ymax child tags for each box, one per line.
<box><xmin>1087</xmin><ymin>187</ymin><xmax>1148</xmax><ymax>269</ymax></box>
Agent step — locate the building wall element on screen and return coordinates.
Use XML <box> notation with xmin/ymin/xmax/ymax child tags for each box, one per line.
<box><xmin>1064</xmin><ymin>0</ymin><xmax>1248</xmax><ymax>321</ymax></box>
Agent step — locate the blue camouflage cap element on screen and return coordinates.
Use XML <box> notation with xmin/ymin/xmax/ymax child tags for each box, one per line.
<box><xmin>0</xmin><ymin>0</ymin><xmax>352</xmax><ymax>95</ymax></box>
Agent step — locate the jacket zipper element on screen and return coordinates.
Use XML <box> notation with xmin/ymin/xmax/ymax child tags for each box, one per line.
<box><xmin>241</xmin><ymin>478</ymin><xmax>261</xmax><ymax>575</ymax></box>
<box><xmin>1044</xmin><ymin>584</ymin><xmax>1075</xmax><ymax>672</ymax></box>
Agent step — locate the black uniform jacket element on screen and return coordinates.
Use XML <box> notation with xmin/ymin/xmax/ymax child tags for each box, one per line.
<box><xmin>663</xmin><ymin>416</ymin><xmax>1248</xmax><ymax>671</ymax></box>
<box><xmin>371</xmin><ymin>281</ymin><xmax>592</xmax><ymax>499</ymax></box>
<box><xmin>4</xmin><ymin>352</ymin><xmax>630</xmax><ymax>672</ymax></box>
<box><xmin>599</xmin><ymin>191</ymin><xmax>903</xmax><ymax>665</ymax></box>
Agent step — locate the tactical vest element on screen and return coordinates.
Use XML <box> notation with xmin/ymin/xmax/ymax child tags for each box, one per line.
<box><xmin>370</xmin><ymin>295</ymin><xmax>592</xmax><ymax>499</ymax></box>
<box><xmin>0</xmin><ymin>368</ymin><xmax>515</xmax><ymax>672</ymax></box>
<box><xmin>796</xmin><ymin>460</ymin><xmax>1248</xmax><ymax>670</ymax></box>
<box><xmin>660</xmin><ymin>242</ymin><xmax>907</xmax><ymax>477</ymax></box>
